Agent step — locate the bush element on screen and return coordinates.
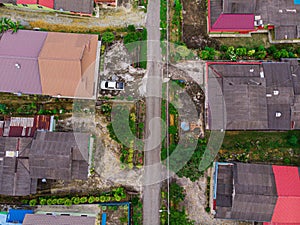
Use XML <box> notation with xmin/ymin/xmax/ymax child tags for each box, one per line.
<box><xmin>288</xmin><ymin>135</ymin><xmax>298</xmax><ymax>146</ymax></box>
<box><xmin>267</xmin><ymin>45</ymin><xmax>277</xmax><ymax>54</ymax></box>
<box><xmin>64</xmin><ymin>199</ymin><xmax>72</xmax><ymax>206</ymax></box>
<box><xmin>39</xmin><ymin>199</ymin><xmax>47</xmax><ymax>205</ymax></box>
<box><xmin>247</xmin><ymin>49</ymin><xmax>255</xmax><ymax>57</ymax></box>
<box><xmin>255</xmin><ymin>51</ymin><xmax>267</xmax><ymax>60</ymax></box>
<box><xmin>220</xmin><ymin>45</ymin><xmax>228</xmax><ymax>52</ymax></box>
<box><xmin>127</xmin><ymin>25</ymin><xmax>136</xmax><ymax>32</ymax></box>
<box><xmin>273</xmin><ymin>51</ymin><xmax>282</xmax><ymax>59</ymax></box>
<box><xmin>51</xmin><ymin>199</ymin><xmax>57</xmax><ymax>205</ymax></box>
<box><xmin>279</xmin><ymin>49</ymin><xmax>289</xmax><ymax>58</ymax></box>
<box><xmin>102</xmin><ymin>32</ymin><xmax>115</xmax><ymax>44</ymax></box>
<box><xmin>88</xmin><ymin>196</ymin><xmax>95</xmax><ymax>204</ymax></box>
<box><xmin>100</xmin><ymin>196</ymin><xmax>106</xmax><ymax>202</ymax></box>
<box><xmin>236</xmin><ymin>47</ymin><xmax>247</xmax><ymax>56</ymax></box>
<box><xmin>73</xmin><ymin>197</ymin><xmax>80</xmax><ymax>204</ymax></box>
<box><xmin>47</xmin><ymin>199</ymin><xmax>52</xmax><ymax>205</ymax></box>
<box><xmin>57</xmin><ymin>198</ymin><xmax>65</xmax><ymax>205</ymax></box>
<box><xmin>283</xmin><ymin>157</ymin><xmax>291</xmax><ymax>165</ymax></box>
<box><xmin>95</xmin><ymin>197</ymin><xmax>100</xmax><ymax>202</ymax></box>
<box><xmin>80</xmin><ymin>197</ymin><xmax>88</xmax><ymax>204</ymax></box>
<box><xmin>29</xmin><ymin>199</ymin><xmax>37</xmax><ymax>206</ymax></box>
<box><xmin>115</xmin><ymin>195</ymin><xmax>122</xmax><ymax>202</ymax></box>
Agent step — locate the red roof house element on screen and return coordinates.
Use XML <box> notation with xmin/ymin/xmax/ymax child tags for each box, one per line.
<box><xmin>265</xmin><ymin>166</ymin><xmax>300</xmax><ymax>225</ymax></box>
<box><xmin>211</xmin><ymin>14</ymin><xmax>254</xmax><ymax>32</ymax></box>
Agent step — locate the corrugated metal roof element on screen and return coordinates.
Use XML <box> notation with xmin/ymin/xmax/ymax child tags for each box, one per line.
<box><xmin>272</xmin><ymin>166</ymin><xmax>300</xmax><ymax>196</ymax></box>
<box><xmin>38</xmin><ymin>0</ymin><xmax>54</xmax><ymax>8</ymax></box>
<box><xmin>271</xmin><ymin>197</ymin><xmax>300</xmax><ymax>224</ymax></box>
<box><xmin>212</xmin><ymin>14</ymin><xmax>254</xmax><ymax>31</ymax></box>
<box><xmin>0</xmin><ymin>30</ymin><xmax>47</xmax><ymax>95</ymax></box>
<box><xmin>38</xmin><ymin>32</ymin><xmax>98</xmax><ymax>98</ymax></box>
<box><xmin>23</xmin><ymin>214</ymin><xmax>96</xmax><ymax>225</ymax></box>
<box><xmin>0</xmin><ymin>30</ymin><xmax>47</xmax><ymax>58</ymax></box>
<box><xmin>54</xmin><ymin>0</ymin><xmax>94</xmax><ymax>14</ymax></box>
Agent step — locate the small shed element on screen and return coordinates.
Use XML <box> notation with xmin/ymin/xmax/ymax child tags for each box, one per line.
<box><xmin>6</xmin><ymin>209</ymin><xmax>34</xmax><ymax>223</ymax></box>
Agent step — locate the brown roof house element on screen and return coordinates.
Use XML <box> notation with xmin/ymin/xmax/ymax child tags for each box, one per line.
<box><xmin>206</xmin><ymin>60</ymin><xmax>300</xmax><ymax>130</ymax></box>
<box><xmin>0</xmin><ymin>30</ymin><xmax>100</xmax><ymax>99</ymax></box>
<box><xmin>0</xmin><ymin>131</ymin><xmax>93</xmax><ymax>196</ymax></box>
<box><xmin>23</xmin><ymin>214</ymin><xmax>96</xmax><ymax>225</ymax></box>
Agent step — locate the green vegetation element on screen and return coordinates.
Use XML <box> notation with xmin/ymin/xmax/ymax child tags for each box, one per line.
<box><xmin>0</xmin><ymin>17</ymin><xmax>22</xmax><ymax>33</ymax></box>
<box><xmin>132</xmin><ymin>196</ymin><xmax>143</xmax><ymax>225</ymax></box>
<box><xmin>123</xmin><ymin>25</ymin><xmax>147</xmax><ymax>69</ymax></box>
<box><xmin>176</xmin><ymin>138</ymin><xmax>207</xmax><ymax>181</ymax></box>
<box><xmin>200</xmin><ymin>44</ymin><xmax>300</xmax><ymax>61</ymax></box>
<box><xmin>161</xmin><ymin>182</ymin><xmax>194</xmax><ymax>225</ymax></box>
<box><xmin>102</xmin><ymin>31</ymin><xmax>115</xmax><ymax>45</ymax></box>
<box><xmin>107</xmin><ymin>104</ymin><xmax>144</xmax><ymax>169</ymax></box>
<box><xmin>160</xmin><ymin>0</ymin><xmax>167</xmax><ymax>40</ymax></box>
<box><xmin>26</xmin><ymin>187</ymin><xmax>127</xmax><ymax>206</ymax></box>
<box><xmin>219</xmin><ymin>131</ymin><xmax>300</xmax><ymax>165</ymax></box>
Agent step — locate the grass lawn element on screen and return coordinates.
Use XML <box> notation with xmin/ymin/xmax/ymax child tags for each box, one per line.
<box><xmin>218</xmin><ymin>131</ymin><xmax>300</xmax><ymax>166</ymax></box>
<box><xmin>215</xmin><ymin>33</ymin><xmax>270</xmax><ymax>48</ymax></box>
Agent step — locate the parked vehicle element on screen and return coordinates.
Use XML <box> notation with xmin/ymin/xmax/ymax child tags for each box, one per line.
<box><xmin>100</xmin><ymin>80</ymin><xmax>125</xmax><ymax>91</ymax></box>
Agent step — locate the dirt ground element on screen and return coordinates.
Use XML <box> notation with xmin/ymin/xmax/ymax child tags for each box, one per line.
<box><xmin>0</xmin><ymin>5</ymin><xmax>146</xmax><ymax>30</ymax></box>
<box><xmin>182</xmin><ymin>0</ymin><xmax>219</xmax><ymax>49</ymax></box>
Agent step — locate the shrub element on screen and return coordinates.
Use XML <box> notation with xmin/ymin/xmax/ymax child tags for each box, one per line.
<box><xmin>288</xmin><ymin>135</ymin><xmax>298</xmax><ymax>146</ymax></box>
<box><xmin>279</xmin><ymin>49</ymin><xmax>289</xmax><ymax>58</ymax></box>
<box><xmin>115</xmin><ymin>195</ymin><xmax>122</xmax><ymax>202</ymax></box>
<box><xmin>80</xmin><ymin>197</ymin><xmax>88</xmax><ymax>204</ymax></box>
<box><xmin>236</xmin><ymin>47</ymin><xmax>247</xmax><ymax>56</ymax></box>
<box><xmin>273</xmin><ymin>51</ymin><xmax>282</xmax><ymax>59</ymax></box>
<box><xmin>95</xmin><ymin>197</ymin><xmax>100</xmax><ymax>202</ymax></box>
<box><xmin>57</xmin><ymin>198</ymin><xmax>65</xmax><ymax>205</ymax></box>
<box><xmin>283</xmin><ymin>157</ymin><xmax>291</xmax><ymax>165</ymax></box>
<box><xmin>247</xmin><ymin>49</ymin><xmax>255</xmax><ymax>57</ymax></box>
<box><xmin>88</xmin><ymin>196</ymin><xmax>95</xmax><ymax>204</ymax></box>
<box><xmin>267</xmin><ymin>45</ymin><xmax>277</xmax><ymax>54</ymax></box>
<box><xmin>47</xmin><ymin>199</ymin><xmax>52</xmax><ymax>205</ymax></box>
<box><xmin>255</xmin><ymin>51</ymin><xmax>267</xmax><ymax>60</ymax></box>
<box><xmin>51</xmin><ymin>199</ymin><xmax>57</xmax><ymax>205</ymax></box>
<box><xmin>64</xmin><ymin>199</ymin><xmax>72</xmax><ymax>206</ymax></box>
<box><xmin>102</xmin><ymin>32</ymin><xmax>115</xmax><ymax>44</ymax></box>
<box><xmin>220</xmin><ymin>45</ymin><xmax>228</xmax><ymax>52</ymax></box>
<box><xmin>29</xmin><ymin>199</ymin><xmax>37</xmax><ymax>206</ymax></box>
<box><xmin>73</xmin><ymin>197</ymin><xmax>80</xmax><ymax>205</ymax></box>
<box><xmin>39</xmin><ymin>199</ymin><xmax>47</xmax><ymax>205</ymax></box>
<box><xmin>100</xmin><ymin>196</ymin><xmax>106</xmax><ymax>202</ymax></box>
<box><xmin>127</xmin><ymin>25</ymin><xmax>136</xmax><ymax>32</ymax></box>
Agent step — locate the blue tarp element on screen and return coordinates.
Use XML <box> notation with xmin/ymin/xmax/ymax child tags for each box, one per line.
<box><xmin>101</xmin><ymin>213</ymin><xmax>107</xmax><ymax>225</ymax></box>
<box><xmin>295</xmin><ymin>0</ymin><xmax>300</xmax><ymax>4</ymax></box>
<box><xmin>6</xmin><ymin>209</ymin><xmax>34</xmax><ymax>223</ymax></box>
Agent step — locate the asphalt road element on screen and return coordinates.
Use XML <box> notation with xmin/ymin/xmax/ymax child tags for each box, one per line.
<box><xmin>143</xmin><ymin>0</ymin><xmax>163</xmax><ymax>224</ymax></box>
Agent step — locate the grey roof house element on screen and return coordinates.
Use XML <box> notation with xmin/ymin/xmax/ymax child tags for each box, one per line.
<box><xmin>207</xmin><ymin>60</ymin><xmax>300</xmax><ymax>130</ymax></box>
<box><xmin>0</xmin><ymin>131</ymin><xmax>92</xmax><ymax>196</ymax></box>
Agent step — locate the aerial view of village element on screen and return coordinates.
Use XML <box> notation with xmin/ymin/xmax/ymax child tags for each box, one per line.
<box><xmin>0</xmin><ymin>0</ymin><xmax>299</xmax><ymax>224</ymax></box>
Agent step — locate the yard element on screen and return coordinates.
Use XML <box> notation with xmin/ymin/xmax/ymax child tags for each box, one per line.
<box><xmin>218</xmin><ymin>131</ymin><xmax>300</xmax><ymax>166</ymax></box>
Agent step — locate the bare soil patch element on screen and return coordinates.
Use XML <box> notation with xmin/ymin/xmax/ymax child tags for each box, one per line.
<box><xmin>182</xmin><ymin>0</ymin><xmax>219</xmax><ymax>49</ymax></box>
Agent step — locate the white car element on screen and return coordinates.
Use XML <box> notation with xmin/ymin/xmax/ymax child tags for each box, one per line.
<box><xmin>100</xmin><ymin>80</ymin><xmax>125</xmax><ymax>91</ymax></box>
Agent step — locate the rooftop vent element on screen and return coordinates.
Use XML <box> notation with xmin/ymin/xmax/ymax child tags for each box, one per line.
<box><xmin>273</xmin><ymin>90</ymin><xmax>279</xmax><ymax>95</ymax></box>
<box><xmin>15</xmin><ymin>63</ymin><xmax>21</xmax><ymax>69</ymax></box>
<box><xmin>250</xmin><ymin>68</ymin><xmax>254</xmax><ymax>72</ymax></box>
<box><xmin>275</xmin><ymin>112</ymin><xmax>282</xmax><ymax>118</ymax></box>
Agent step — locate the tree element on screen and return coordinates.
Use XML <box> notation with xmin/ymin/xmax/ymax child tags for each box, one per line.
<box><xmin>102</xmin><ymin>32</ymin><xmax>115</xmax><ymax>44</ymax></box>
